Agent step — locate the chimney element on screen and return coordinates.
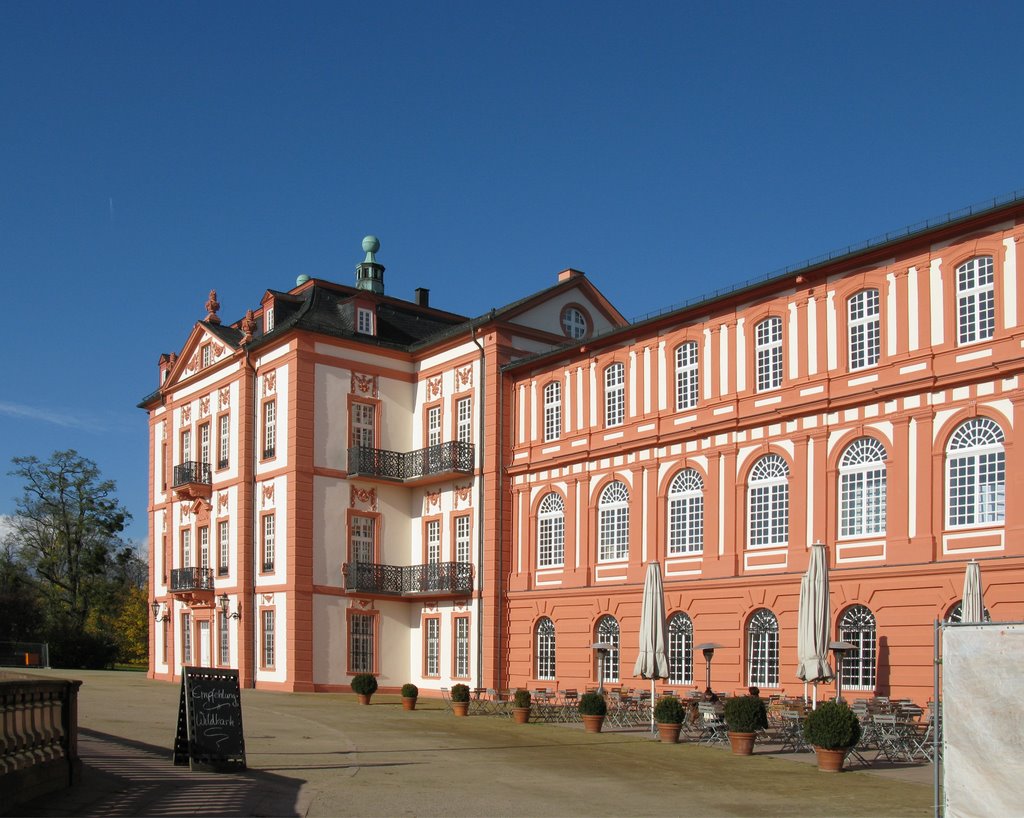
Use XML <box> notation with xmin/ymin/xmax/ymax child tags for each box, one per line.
<box><xmin>415</xmin><ymin>287</ymin><xmax>430</xmax><ymax>307</ymax></box>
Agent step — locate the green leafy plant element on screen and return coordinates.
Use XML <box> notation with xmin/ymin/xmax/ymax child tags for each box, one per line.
<box><xmin>803</xmin><ymin>700</ymin><xmax>862</xmax><ymax>749</ymax></box>
<box><xmin>351</xmin><ymin>673</ymin><xmax>378</xmax><ymax>696</ymax></box>
<box><xmin>513</xmin><ymin>689</ymin><xmax>532</xmax><ymax>708</ymax></box>
<box><xmin>724</xmin><ymin>695</ymin><xmax>769</xmax><ymax>733</ymax></box>
<box><xmin>653</xmin><ymin>695</ymin><xmax>685</xmax><ymax>725</ymax></box>
<box><xmin>401</xmin><ymin>683</ymin><xmax>419</xmax><ymax>698</ymax></box>
<box><xmin>578</xmin><ymin>691</ymin><xmax>607</xmax><ymax>716</ymax></box>
<box><xmin>451</xmin><ymin>683</ymin><xmax>471</xmax><ymax>703</ymax></box>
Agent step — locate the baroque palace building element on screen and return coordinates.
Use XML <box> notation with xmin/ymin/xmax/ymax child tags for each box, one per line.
<box><xmin>145</xmin><ymin>196</ymin><xmax>1024</xmax><ymax>702</ymax></box>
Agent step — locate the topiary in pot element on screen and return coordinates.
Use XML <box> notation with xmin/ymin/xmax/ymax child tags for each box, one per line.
<box><xmin>512</xmin><ymin>689</ymin><xmax>532</xmax><ymax>724</ymax></box>
<box><xmin>401</xmin><ymin>683</ymin><xmax>419</xmax><ymax>711</ymax></box>
<box><xmin>578</xmin><ymin>691</ymin><xmax>607</xmax><ymax>733</ymax></box>
<box><xmin>351</xmin><ymin>673</ymin><xmax>378</xmax><ymax>704</ymax></box>
<box><xmin>450</xmin><ymin>683</ymin><xmax>471</xmax><ymax>716</ymax></box>
<box><xmin>653</xmin><ymin>695</ymin><xmax>685</xmax><ymax>743</ymax></box>
<box><xmin>803</xmin><ymin>700</ymin><xmax>862</xmax><ymax>772</ymax></box>
<box><xmin>723</xmin><ymin>695</ymin><xmax>769</xmax><ymax>755</ymax></box>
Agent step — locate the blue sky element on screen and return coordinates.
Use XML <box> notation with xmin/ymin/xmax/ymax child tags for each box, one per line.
<box><xmin>1</xmin><ymin>1</ymin><xmax>1022</xmax><ymax>545</ymax></box>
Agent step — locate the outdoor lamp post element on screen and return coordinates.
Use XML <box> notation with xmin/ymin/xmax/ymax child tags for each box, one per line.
<box><xmin>218</xmin><ymin>593</ymin><xmax>242</xmax><ymax>620</ymax></box>
<box><xmin>695</xmin><ymin>643</ymin><xmax>723</xmax><ymax>692</ymax></box>
<box><xmin>591</xmin><ymin>642</ymin><xmax>613</xmax><ymax>693</ymax></box>
<box><xmin>829</xmin><ymin>640</ymin><xmax>855</xmax><ymax>703</ymax></box>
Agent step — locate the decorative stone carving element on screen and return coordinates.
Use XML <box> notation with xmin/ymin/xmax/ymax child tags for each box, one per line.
<box><xmin>261</xmin><ymin>482</ymin><xmax>275</xmax><ymax>507</ymax></box>
<box><xmin>218</xmin><ymin>492</ymin><xmax>229</xmax><ymax>515</ymax></box>
<box><xmin>205</xmin><ymin>290</ymin><xmax>221</xmax><ymax>325</ymax></box>
<box><xmin>427</xmin><ymin>376</ymin><xmax>442</xmax><ymax>399</ymax></box>
<box><xmin>454</xmin><ymin>485</ymin><xmax>472</xmax><ymax>506</ymax></box>
<box><xmin>199</xmin><ymin>397</ymin><xmax>210</xmax><ymax>417</ymax></box>
<box><xmin>352</xmin><ymin>373</ymin><xmax>378</xmax><ymax>397</ymax></box>
<box><xmin>350</xmin><ymin>486</ymin><xmax>377</xmax><ymax>511</ymax></box>
<box><xmin>240</xmin><ymin>310</ymin><xmax>257</xmax><ymax>345</ymax></box>
<box><xmin>455</xmin><ymin>365</ymin><xmax>472</xmax><ymax>389</ymax></box>
<box><xmin>219</xmin><ymin>387</ymin><xmax>230</xmax><ymax>409</ymax></box>
<box><xmin>264</xmin><ymin>370</ymin><xmax>276</xmax><ymax>396</ymax></box>
<box><xmin>181</xmin><ymin>405</ymin><xmax>191</xmax><ymax>424</ymax></box>
<box><xmin>424</xmin><ymin>491</ymin><xmax>441</xmax><ymax>511</ymax></box>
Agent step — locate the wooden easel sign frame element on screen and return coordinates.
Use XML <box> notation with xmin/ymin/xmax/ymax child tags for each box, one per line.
<box><xmin>172</xmin><ymin>666</ymin><xmax>246</xmax><ymax>772</ymax></box>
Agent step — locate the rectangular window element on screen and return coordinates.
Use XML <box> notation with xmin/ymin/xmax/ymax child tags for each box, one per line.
<box><xmin>957</xmin><ymin>256</ymin><xmax>995</xmax><ymax>344</ymax></box>
<box><xmin>427</xmin><ymin>405</ymin><xmax>442</xmax><ymax>447</ymax></box>
<box><xmin>351</xmin><ymin>515</ymin><xmax>375</xmax><ymax>563</ymax></box>
<box><xmin>182</xmin><ymin>613</ymin><xmax>192</xmax><ymax>665</ymax></box>
<box><xmin>357</xmin><ymin>307</ymin><xmax>374</xmax><ymax>335</ymax></box>
<box><xmin>756</xmin><ymin>317</ymin><xmax>783</xmax><ymax>392</ymax></box>
<box><xmin>454</xmin><ymin>616</ymin><xmax>470</xmax><ymax>678</ymax></box>
<box><xmin>265</xmin><ymin>307</ymin><xmax>275</xmax><ymax>331</ymax></box>
<box><xmin>218</xmin><ymin>521</ymin><xmax>229</xmax><ymax>574</ymax></box>
<box><xmin>262</xmin><ymin>610</ymin><xmax>275</xmax><ymax>668</ymax></box>
<box><xmin>218</xmin><ymin>414</ymin><xmax>230</xmax><ymax>469</ymax></box>
<box><xmin>263</xmin><ymin>400</ymin><xmax>276</xmax><ymax>459</ymax></box>
<box><xmin>454</xmin><ymin>515</ymin><xmax>471</xmax><ymax>564</ymax></box>
<box><xmin>456</xmin><ymin>397</ymin><xmax>472</xmax><ymax>443</ymax></box>
<box><xmin>262</xmin><ymin>514</ymin><xmax>275</xmax><ymax>571</ymax></box>
<box><xmin>424</xmin><ymin>617</ymin><xmax>440</xmax><ymax>677</ymax></box>
<box><xmin>181</xmin><ymin>428</ymin><xmax>192</xmax><ymax>463</ymax></box>
<box><xmin>426</xmin><ymin>519</ymin><xmax>440</xmax><ymax>564</ymax></box>
<box><xmin>199</xmin><ymin>526</ymin><xmax>209</xmax><ymax>569</ymax></box>
<box><xmin>604</xmin><ymin>364</ymin><xmax>625</xmax><ymax>427</ymax></box>
<box><xmin>350</xmin><ymin>613</ymin><xmax>375</xmax><ymax>673</ymax></box>
<box><xmin>181</xmin><ymin>529</ymin><xmax>192</xmax><ymax>569</ymax></box>
<box><xmin>675</xmin><ymin>342</ymin><xmax>699</xmax><ymax>410</ymax></box>
<box><xmin>543</xmin><ymin>382</ymin><xmax>561</xmax><ymax>442</ymax></box>
<box><xmin>201</xmin><ymin>344</ymin><xmax>212</xmax><ymax>368</ymax></box>
<box><xmin>219</xmin><ymin>611</ymin><xmax>229</xmax><ymax>666</ymax></box>
<box><xmin>351</xmin><ymin>402</ymin><xmax>375</xmax><ymax>448</ymax></box>
<box><xmin>848</xmin><ymin>289</ymin><xmax>880</xmax><ymax>370</ymax></box>
<box><xmin>199</xmin><ymin>422</ymin><xmax>211</xmax><ymax>466</ymax></box>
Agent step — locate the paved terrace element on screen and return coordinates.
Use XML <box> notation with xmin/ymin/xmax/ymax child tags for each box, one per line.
<box><xmin>14</xmin><ymin>671</ymin><xmax>933</xmax><ymax>817</ymax></box>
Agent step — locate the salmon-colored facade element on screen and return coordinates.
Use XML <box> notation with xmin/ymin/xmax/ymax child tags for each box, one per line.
<box><xmin>145</xmin><ymin>199</ymin><xmax>1024</xmax><ymax>702</ymax></box>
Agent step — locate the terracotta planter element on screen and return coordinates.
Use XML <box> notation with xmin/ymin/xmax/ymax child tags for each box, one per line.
<box><xmin>582</xmin><ymin>714</ymin><xmax>605</xmax><ymax>733</ymax></box>
<box><xmin>657</xmin><ymin>723</ymin><xmax>682</xmax><ymax>744</ymax></box>
<box><xmin>512</xmin><ymin>707</ymin><xmax>530</xmax><ymax>724</ymax></box>
<box><xmin>813</xmin><ymin>746</ymin><xmax>850</xmax><ymax>772</ymax></box>
<box><xmin>728</xmin><ymin>731</ymin><xmax>756</xmax><ymax>755</ymax></box>
<box><xmin>452</xmin><ymin>701</ymin><xmax>470</xmax><ymax>717</ymax></box>
<box><xmin>402</xmin><ymin>697</ymin><xmax>417</xmax><ymax>711</ymax></box>
<box><xmin>357</xmin><ymin>694</ymin><xmax>372</xmax><ymax>705</ymax></box>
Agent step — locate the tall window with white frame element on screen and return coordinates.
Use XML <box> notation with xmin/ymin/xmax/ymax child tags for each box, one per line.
<box><xmin>838</xmin><ymin>605</ymin><xmax>876</xmax><ymax>691</ymax></box>
<box><xmin>667</xmin><ymin>469</ymin><xmax>703</xmax><ymax>554</ymax></box>
<box><xmin>755</xmin><ymin>316</ymin><xmax>783</xmax><ymax>392</ymax></box>
<box><xmin>351</xmin><ymin>402</ymin><xmax>375</xmax><ymax>448</ymax></box>
<box><xmin>537</xmin><ymin>492</ymin><xmax>565</xmax><ymax>568</ymax></box>
<box><xmin>351</xmin><ymin>515</ymin><xmax>375</xmax><ymax>563</ymax></box>
<box><xmin>262</xmin><ymin>610</ymin><xmax>275</xmax><ymax>668</ymax></box>
<box><xmin>596</xmin><ymin>615</ymin><xmax>620</xmax><ymax>684</ymax></box>
<box><xmin>747</xmin><ymin>608</ymin><xmax>779</xmax><ymax>688</ymax></box>
<box><xmin>199</xmin><ymin>526</ymin><xmax>209</xmax><ymax>569</ymax></box>
<box><xmin>181</xmin><ymin>428</ymin><xmax>192</xmax><ymax>464</ymax></box>
<box><xmin>425</xmin><ymin>618</ymin><xmax>440</xmax><ymax>677</ymax></box>
<box><xmin>218</xmin><ymin>414</ymin><xmax>230</xmax><ymax>469</ymax></box>
<box><xmin>597</xmin><ymin>481</ymin><xmax>629</xmax><ymax>562</ymax></box>
<box><xmin>747</xmin><ymin>455</ymin><xmax>789</xmax><ymax>549</ymax></box>
<box><xmin>356</xmin><ymin>307</ymin><xmax>374</xmax><ymax>335</ymax></box>
<box><xmin>675</xmin><ymin>341</ymin><xmax>699</xmax><ymax>410</ymax></box>
<box><xmin>182</xmin><ymin>612</ymin><xmax>192</xmax><ymax>665</ymax></box>
<box><xmin>262</xmin><ymin>514</ymin><xmax>275</xmax><ymax>571</ymax></box>
<box><xmin>219</xmin><ymin>610</ymin><xmax>229</xmax><ymax>666</ymax></box>
<box><xmin>947</xmin><ymin>417</ymin><xmax>1005</xmax><ymax>527</ymax></box>
<box><xmin>604</xmin><ymin>363</ymin><xmax>625</xmax><ymax>427</ymax></box>
<box><xmin>456</xmin><ymin>397</ymin><xmax>472</xmax><ymax>443</ymax></box>
<box><xmin>848</xmin><ymin>289</ymin><xmax>880</xmax><ymax>370</ymax></box>
<box><xmin>667</xmin><ymin>612</ymin><xmax>693</xmax><ymax>685</ymax></box>
<box><xmin>543</xmin><ymin>381</ymin><xmax>561</xmax><ymax>442</ymax></box>
<box><xmin>263</xmin><ymin>400</ymin><xmax>276</xmax><ymax>459</ymax></box>
<box><xmin>199</xmin><ymin>423</ymin><xmax>211</xmax><ymax>467</ymax></box>
<box><xmin>839</xmin><ymin>437</ymin><xmax>887</xmax><ymax>538</ymax></box>
<box><xmin>454</xmin><ymin>515</ymin><xmax>471</xmax><ymax>564</ymax></box>
<box><xmin>181</xmin><ymin>529</ymin><xmax>192</xmax><ymax>569</ymax></box>
<box><xmin>218</xmin><ymin>520</ymin><xmax>229</xmax><ymax>575</ymax></box>
<box><xmin>426</xmin><ymin>520</ymin><xmax>440</xmax><ymax>564</ymax></box>
<box><xmin>956</xmin><ymin>256</ymin><xmax>995</xmax><ymax>345</ymax></box>
<box><xmin>350</xmin><ymin>612</ymin><xmax>374</xmax><ymax>673</ymax></box>
<box><xmin>535</xmin><ymin>617</ymin><xmax>556</xmax><ymax>681</ymax></box>
<box><xmin>454</xmin><ymin>616</ymin><xmax>470</xmax><ymax>678</ymax></box>
<box><xmin>427</xmin><ymin>405</ymin><xmax>442</xmax><ymax>447</ymax></box>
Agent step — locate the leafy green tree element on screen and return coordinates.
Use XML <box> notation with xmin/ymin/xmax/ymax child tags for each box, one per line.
<box><xmin>0</xmin><ymin>539</ymin><xmax>44</xmax><ymax>642</ymax></box>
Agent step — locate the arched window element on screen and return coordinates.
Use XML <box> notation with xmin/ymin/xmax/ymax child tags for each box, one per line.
<box><xmin>596</xmin><ymin>615</ymin><xmax>620</xmax><ymax>683</ymax></box>
<box><xmin>604</xmin><ymin>363</ymin><xmax>625</xmax><ymax>427</ymax></box>
<box><xmin>543</xmin><ymin>381</ymin><xmax>561</xmax><ymax>442</ymax></box>
<box><xmin>956</xmin><ymin>256</ymin><xmax>995</xmax><ymax>344</ymax></box>
<box><xmin>598</xmin><ymin>481</ymin><xmax>629</xmax><ymax>562</ymax></box>
<box><xmin>535</xmin><ymin>617</ymin><xmax>556</xmax><ymax>681</ymax></box>
<box><xmin>668</xmin><ymin>469</ymin><xmax>703</xmax><ymax>554</ymax></box>
<box><xmin>675</xmin><ymin>342</ymin><xmax>699</xmax><ymax>410</ymax></box>
<box><xmin>755</xmin><ymin>316</ymin><xmax>783</xmax><ymax>392</ymax></box>
<box><xmin>848</xmin><ymin>289</ymin><xmax>880</xmax><ymax>370</ymax></box>
<box><xmin>947</xmin><ymin>418</ymin><xmax>1005</xmax><ymax>527</ymax></box>
<box><xmin>839</xmin><ymin>437</ymin><xmax>887</xmax><ymax>538</ymax></box>
<box><xmin>748</xmin><ymin>454</ymin><xmax>789</xmax><ymax>548</ymax></box>
<box><xmin>537</xmin><ymin>493</ymin><xmax>565</xmax><ymax>568</ymax></box>
<box><xmin>747</xmin><ymin>608</ymin><xmax>779</xmax><ymax>688</ymax></box>
<box><xmin>838</xmin><ymin>605</ymin><xmax>876</xmax><ymax>690</ymax></box>
<box><xmin>944</xmin><ymin>600</ymin><xmax>991</xmax><ymax>623</ymax></box>
<box><xmin>667</xmin><ymin>612</ymin><xmax>693</xmax><ymax>685</ymax></box>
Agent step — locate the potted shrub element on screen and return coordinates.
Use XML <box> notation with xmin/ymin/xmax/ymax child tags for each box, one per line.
<box><xmin>401</xmin><ymin>683</ymin><xmax>419</xmax><ymax>711</ymax></box>
<box><xmin>723</xmin><ymin>695</ymin><xmax>769</xmax><ymax>755</ymax></box>
<box><xmin>803</xmin><ymin>700</ymin><xmax>862</xmax><ymax>772</ymax></box>
<box><xmin>578</xmin><ymin>691</ymin><xmax>608</xmax><ymax>733</ymax></box>
<box><xmin>450</xmin><ymin>683</ymin><xmax>471</xmax><ymax>717</ymax></box>
<box><xmin>512</xmin><ymin>689</ymin><xmax>532</xmax><ymax>724</ymax></box>
<box><xmin>652</xmin><ymin>695</ymin><xmax>685</xmax><ymax>743</ymax></box>
<box><xmin>351</xmin><ymin>673</ymin><xmax>378</xmax><ymax>705</ymax></box>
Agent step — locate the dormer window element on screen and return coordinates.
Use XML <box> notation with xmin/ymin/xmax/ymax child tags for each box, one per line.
<box><xmin>201</xmin><ymin>344</ymin><xmax>212</xmax><ymax>368</ymax></box>
<box><xmin>357</xmin><ymin>307</ymin><xmax>375</xmax><ymax>335</ymax></box>
<box><xmin>560</xmin><ymin>305</ymin><xmax>590</xmax><ymax>340</ymax></box>
<box><xmin>265</xmin><ymin>308</ymin><xmax>275</xmax><ymax>332</ymax></box>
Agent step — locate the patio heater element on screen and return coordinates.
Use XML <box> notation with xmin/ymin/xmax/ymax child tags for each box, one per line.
<box><xmin>591</xmin><ymin>642</ymin><xmax>613</xmax><ymax>693</ymax></box>
<box><xmin>829</xmin><ymin>640</ymin><xmax>855</xmax><ymax>703</ymax></box>
<box><xmin>695</xmin><ymin>643</ymin><xmax>723</xmax><ymax>693</ymax></box>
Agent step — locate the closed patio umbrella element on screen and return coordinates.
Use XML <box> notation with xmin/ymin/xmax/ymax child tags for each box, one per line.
<box><xmin>634</xmin><ymin>562</ymin><xmax>670</xmax><ymax>732</ymax></box>
<box><xmin>961</xmin><ymin>560</ymin><xmax>985</xmax><ymax>623</ymax></box>
<box><xmin>796</xmin><ymin>542</ymin><xmax>833</xmax><ymax>706</ymax></box>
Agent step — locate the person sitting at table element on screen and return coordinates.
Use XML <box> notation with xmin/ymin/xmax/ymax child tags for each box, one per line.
<box><xmin>702</xmin><ymin>687</ymin><xmax>719</xmax><ymax>703</ymax></box>
<box><xmin>748</xmin><ymin>686</ymin><xmax>760</xmax><ymax>698</ymax></box>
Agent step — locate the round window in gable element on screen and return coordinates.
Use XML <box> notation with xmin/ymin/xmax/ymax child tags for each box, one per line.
<box><xmin>560</xmin><ymin>305</ymin><xmax>590</xmax><ymax>340</ymax></box>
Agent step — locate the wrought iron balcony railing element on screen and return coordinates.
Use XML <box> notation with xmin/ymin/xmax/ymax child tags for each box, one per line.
<box><xmin>343</xmin><ymin>561</ymin><xmax>473</xmax><ymax>597</ymax></box>
<box><xmin>347</xmin><ymin>441</ymin><xmax>474</xmax><ymax>482</ymax></box>
<box><xmin>170</xmin><ymin>567</ymin><xmax>215</xmax><ymax>592</ymax></box>
<box><xmin>172</xmin><ymin>460</ymin><xmax>212</xmax><ymax>488</ymax></box>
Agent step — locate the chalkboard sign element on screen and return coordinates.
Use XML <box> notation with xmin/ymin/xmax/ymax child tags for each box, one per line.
<box><xmin>172</xmin><ymin>666</ymin><xmax>246</xmax><ymax>772</ymax></box>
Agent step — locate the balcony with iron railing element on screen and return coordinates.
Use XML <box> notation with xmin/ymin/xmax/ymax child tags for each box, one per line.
<box><xmin>171</xmin><ymin>460</ymin><xmax>212</xmax><ymax>500</ymax></box>
<box><xmin>347</xmin><ymin>441</ymin><xmax>474</xmax><ymax>485</ymax></box>
<box><xmin>169</xmin><ymin>567</ymin><xmax>215</xmax><ymax>606</ymax></box>
<box><xmin>342</xmin><ymin>561</ymin><xmax>473</xmax><ymax>599</ymax></box>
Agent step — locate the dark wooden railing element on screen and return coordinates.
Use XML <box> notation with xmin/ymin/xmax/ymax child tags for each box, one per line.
<box><xmin>347</xmin><ymin>441</ymin><xmax>474</xmax><ymax>482</ymax></box>
<box><xmin>170</xmin><ymin>567</ymin><xmax>215</xmax><ymax>592</ymax></box>
<box><xmin>343</xmin><ymin>561</ymin><xmax>473</xmax><ymax>597</ymax></box>
<box><xmin>172</xmin><ymin>460</ymin><xmax>212</xmax><ymax>488</ymax></box>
